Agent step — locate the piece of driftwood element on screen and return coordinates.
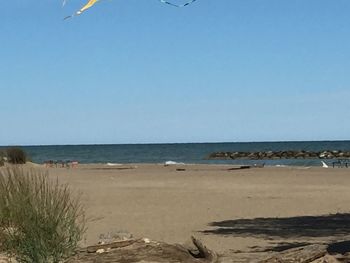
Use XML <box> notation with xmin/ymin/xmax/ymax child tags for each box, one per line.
<box><xmin>190</xmin><ymin>236</ymin><xmax>218</xmax><ymax>262</ymax></box>
<box><xmin>68</xmin><ymin>236</ymin><xmax>218</xmax><ymax>263</ymax></box>
<box><xmin>87</xmin><ymin>239</ymin><xmax>140</xmax><ymax>253</ymax></box>
<box><xmin>227</xmin><ymin>166</ymin><xmax>251</xmax><ymax>171</ymax></box>
<box><xmin>259</xmin><ymin>244</ymin><xmax>328</xmax><ymax>263</ymax></box>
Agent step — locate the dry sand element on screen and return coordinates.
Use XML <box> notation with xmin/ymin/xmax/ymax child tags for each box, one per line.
<box><xmin>47</xmin><ymin>164</ymin><xmax>350</xmax><ymax>261</ymax></box>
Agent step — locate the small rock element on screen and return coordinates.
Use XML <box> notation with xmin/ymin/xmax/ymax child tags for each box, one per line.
<box><xmin>143</xmin><ymin>238</ymin><xmax>151</xmax><ymax>244</ymax></box>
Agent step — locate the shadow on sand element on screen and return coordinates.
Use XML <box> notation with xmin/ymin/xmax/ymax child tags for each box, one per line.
<box><xmin>202</xmin><ymin>213</ymin><xmax>350</xmax><ymax>239</ymax></box>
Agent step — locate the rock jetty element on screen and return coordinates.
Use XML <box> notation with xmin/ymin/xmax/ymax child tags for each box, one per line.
<box><xmin>208</xmin><ymin>150</ymin><xmax>350</xmax><ymax>160</ymax></box>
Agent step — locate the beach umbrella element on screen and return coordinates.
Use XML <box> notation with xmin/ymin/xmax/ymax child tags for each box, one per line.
<box><xmin>64</xmin><ymin>0</ymin><xmax>198</xmax><ymax>19</ymax></box>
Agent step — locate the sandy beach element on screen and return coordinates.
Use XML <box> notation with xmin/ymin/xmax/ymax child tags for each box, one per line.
<box><xmin>43</xmin><ymin>164</ymin><xmax>350</xmax><ymax>261</ymax></box>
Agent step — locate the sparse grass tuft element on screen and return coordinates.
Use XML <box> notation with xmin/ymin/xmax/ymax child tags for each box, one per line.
<box><xmin>0</xmin><ymin>167</ymin><xmax>86</xmax><ymax>263</ymax></box>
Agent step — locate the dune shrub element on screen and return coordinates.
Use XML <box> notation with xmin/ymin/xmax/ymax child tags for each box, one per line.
<box><xmin>0</xmin><ymin>150</ymin><xmax>5</xmax><ymax>166</ymax></box>
<box><xmin>0</xmin><ymin>167</ymin><xmax>86</xmax><ymax>263</ymax></box>
<box><xmin>6</xmin><ymin>147</ymin><xmax>27</xmax><ymax>164</ymax></box>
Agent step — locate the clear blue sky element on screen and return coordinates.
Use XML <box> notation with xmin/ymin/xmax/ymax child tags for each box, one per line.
<box><xmin>1</xmin><ymin>0</ymin><xmax>349</xmax><ymax>145</ymax></box>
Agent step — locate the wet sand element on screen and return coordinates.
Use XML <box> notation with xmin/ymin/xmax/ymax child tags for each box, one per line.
<box><xmin>47</xmin><ymin>164</ymin><xmax>350</xmax><ymax>261</ymax></box>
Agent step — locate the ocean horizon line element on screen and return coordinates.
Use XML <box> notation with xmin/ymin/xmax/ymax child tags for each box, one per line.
<box><xmin>1</xmin><ymin>139</ymin><xmax>350</xmax><ymax>148</ymax></box>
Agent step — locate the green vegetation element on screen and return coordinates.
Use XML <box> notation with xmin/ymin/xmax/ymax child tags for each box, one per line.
<box><xmin>5</xmin><ymin>147</ymin><xmax>27</xmax><ymax>164</ymax></box>
<box><xmin>0</xmin><ymin>167</ymin><xmax>86</xmax><ymax>263</ymax></box>
<box><xmin>0</xmin><ymin>150</ymin><xmax>5</xmax><ymax>167</ymax></box>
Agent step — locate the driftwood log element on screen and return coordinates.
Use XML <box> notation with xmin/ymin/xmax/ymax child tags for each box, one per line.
<box><xmin>258</xmin><ymin>243</ymin><xmax>350</xmax><ymax>263</ymax></box>
<box><xmin>86</xmin><ymin>239</ymin><xmax>140</xmax><ymax>253</ymax></box>
<box><xmin>259</xmin><ymin>244</ymin><xmax>328</xmax><ymax>263</ymax></box>
<box><xmin>69</xmin><ymin>240</ymin><xmax>350</xmax><ymax>263</ymax></box>
<box><xmin>68</xmin><ymin>236</ymin><xmax>218</xmax><ymax>263</ymax></box>
<box><xmin>3</xmin><ymin>238</ymin><xmax>350</xmax><ymax>262</ymax></box>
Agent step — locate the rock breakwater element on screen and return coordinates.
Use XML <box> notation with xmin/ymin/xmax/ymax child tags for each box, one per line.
<box><xmin>208</xmin><ymin>150</ymin><xmax>350</xmax><ymax>160</ymax></box>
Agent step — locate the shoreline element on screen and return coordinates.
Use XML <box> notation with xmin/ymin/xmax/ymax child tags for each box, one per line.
<box><xmin>34</xmin><ymin>161</ymin><xmax>338</xmax><ymax>170</ymax></box>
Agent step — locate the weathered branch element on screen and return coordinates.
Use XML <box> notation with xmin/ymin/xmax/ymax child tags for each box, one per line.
<box><xmin>86</xmin><ymin>239</ymin><xmax>140</xmax><ymax>253</ymax></box>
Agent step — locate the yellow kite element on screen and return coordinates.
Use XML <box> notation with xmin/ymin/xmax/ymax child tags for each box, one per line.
<box><xmin>64</xmin><ymin>0</ymin><xmax>99</xmax><ymax>19</ymax></box>
<box><xmin>77</xmin><ymin>0</ymin><xmax>99</xmax><ymax>15</ymax></box>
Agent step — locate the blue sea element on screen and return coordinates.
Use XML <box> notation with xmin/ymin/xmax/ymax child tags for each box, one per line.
<box><xmin>1</xmin><ymin>141</ymin><xmax>350</xmax><ymax>167</ymax></box>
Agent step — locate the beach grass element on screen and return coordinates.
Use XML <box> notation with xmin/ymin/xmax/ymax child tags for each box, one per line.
<box><xmin>0</xmin><ymin>167</ymin><xmax>86</xmax><ymax>263</ymax></box>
